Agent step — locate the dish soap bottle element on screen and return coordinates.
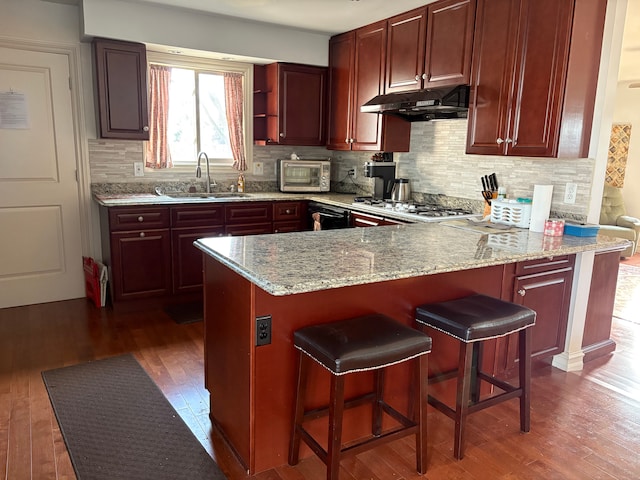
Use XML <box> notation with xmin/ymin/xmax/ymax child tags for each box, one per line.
<box><xmin>237</xmin><ymin>174</ymin><xmax>245</xmax><ymax>193</ymax></box>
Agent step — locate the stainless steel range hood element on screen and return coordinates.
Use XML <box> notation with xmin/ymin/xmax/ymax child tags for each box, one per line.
<box><xmin>361</xmin><ymin>85</ymin><xmax>470</xmax><ymax>121</ymax></box>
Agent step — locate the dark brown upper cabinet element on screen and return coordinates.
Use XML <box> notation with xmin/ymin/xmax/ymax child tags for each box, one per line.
<box><xmin>327</xmin><ymin>24</ymin><xmax>410</xmax><ymax>152</ymax></box>
<box><xmin>93</xmin><ymin>38</ymin><xmax>149</xmax><ymax>140</ymax></box>
<box><xmin>385</xmin><ymin>0</ymin><xmax>476</xmax><ymax>94</ymax></box>
<box><xmin>254</xmin><ymin>63</ymin><xmax>327</xmax><ymax>146</ymax></box>
<box><xmin>466</xmin><ymin>0</ymin><xmax>606</xmax><ymax>158</ymax></box>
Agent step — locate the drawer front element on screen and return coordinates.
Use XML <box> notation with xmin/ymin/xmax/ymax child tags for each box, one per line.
<box><xmin>515</xmin><ymin>254</ymin><xmax>575</xmax><ymax>276</ymax></box>
<box><xmin>225</xmin><ymin>223</ymin><xmax>273</xmax><ymax>236</ymax></box>
<box><xmin>171</xmin><ymin>204</ymin><xmax>225</xmax><ymax>228</ymax></box>
<box><xmin>351</xmin><ymin>211</ymin><xmax>383</xmax><ymax>227</ymax></box>
<box><xmin>273</xmin><ymin>220</ymin><xmax>303</xmax><ymax>234</ymax></box>
<box><xmin>109</xmin><ymin>206</ymin><xmax>170</xmax><ymax>231</ymax></box>
<box><xmin>273</xmin><ymin>201</ymin><xmax>303</xmax><ymax>221</ymax></box>
<box><xmin>225</xmin><ymin>202</ymin><xmax>272</xmax><ymax>224</ymax></box>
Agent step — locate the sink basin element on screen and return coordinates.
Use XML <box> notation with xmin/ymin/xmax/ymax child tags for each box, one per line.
<box><xmin>164</xmin><ymin>192</ymin><xmax>251</xmax><ymax>199</ymax></box>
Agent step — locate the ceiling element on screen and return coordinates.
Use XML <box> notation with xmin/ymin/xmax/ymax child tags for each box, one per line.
<box><xmin>126</xmin><ymin>0</ymin><xmax>640</xmax><ymax>81</ymax></box>
<box><xmin>129</xmin><ymin>0</ymin><xmax>437</xmax><ymax>35</ymax></box>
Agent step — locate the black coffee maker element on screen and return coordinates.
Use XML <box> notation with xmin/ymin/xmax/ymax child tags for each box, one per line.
<box><xmin>363</xmin><ymin>161</ymin><xmax>396</xmax><ymax>200</ymax></box>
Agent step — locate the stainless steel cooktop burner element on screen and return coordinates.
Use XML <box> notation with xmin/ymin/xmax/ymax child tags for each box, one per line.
<box><xmin>352</xmin><ymin>197</ymin><xmax>474</xmax><ymax>218</ymax></box>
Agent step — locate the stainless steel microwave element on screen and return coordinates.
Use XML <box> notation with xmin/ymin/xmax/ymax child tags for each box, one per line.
<box><xmin>277</xmin><ymin>159</ymin><xmax>331</xmax><ymax>193</ymax></box>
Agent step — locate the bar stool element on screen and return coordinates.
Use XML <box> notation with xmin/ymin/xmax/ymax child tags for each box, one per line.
<box><xmin>288</xmin><ymin>314</ymin><xmax>432</xmax><ymax>480</ymax></box>
<box><xmin>415</xmin><ymin>294</ymin><xmax>536</xmax><ymax>460</ymax></box>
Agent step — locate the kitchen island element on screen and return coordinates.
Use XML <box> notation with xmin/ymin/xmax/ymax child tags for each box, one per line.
<box><xmin>194</xmin><ymin>223</ymin><xmax>628</xmax><ymax>474</ymax></box>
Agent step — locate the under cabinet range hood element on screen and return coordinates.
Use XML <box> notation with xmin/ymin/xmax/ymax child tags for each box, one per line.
<box><xmin>361</xmin><ymin>85</ymin><xmax>470</xmax><ymax>121</ymax></box>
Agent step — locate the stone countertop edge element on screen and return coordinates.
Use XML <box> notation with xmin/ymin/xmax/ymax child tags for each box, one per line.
<box><xmin>93</xmin><ymin>192</ymin><xmax>477</xmax><ymax>224</ymax></box>
<box><xmin>193</xmin><ymin>223</ymin><xmax>630</xmax><ymax>297</ymax></box>
<box><xmin>93</xmin><ymin>192</ymin><xmax>352</xmax><ymax>206</ymax></box>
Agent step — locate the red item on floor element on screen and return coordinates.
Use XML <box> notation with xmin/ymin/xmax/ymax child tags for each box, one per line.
<box><xmin>83</xmin><ymin>256</ymin><xmax>108</xmax><ymax>307</ymax></box>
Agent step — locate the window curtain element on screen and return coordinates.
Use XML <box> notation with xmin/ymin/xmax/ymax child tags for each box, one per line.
<box><xmin>223</xmin><ymin>72</ymin><xmax>247</xmax><ymax>171</ymax></box>
<box><xmin>146</xmin><ymin>65</ymin><xmax>172</xmax><ymax>169</ymax></box>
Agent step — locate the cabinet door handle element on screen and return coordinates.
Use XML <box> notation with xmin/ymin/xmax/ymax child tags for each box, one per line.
<box><xmin>143</xmin><ymin>126</ymin><xmax>149</xmax><ymax>132</ymax></box>
<box><xmin>137</xmin><ymin>216</ymin><xmax>144</xmax><ymax>222</ymax></box>
<box><xmin>139</xmin><ymin>232</ymin><xmax>145</xmax><ymax>238</ymax></box>
<box><xmin>517</xmin><ymin>288</ymin><xmax>526</xmax><ymax>297</ymax></box>
<box><xmin>496</xmin><ymin>138</ymin><xmax>504</xmax><ymax>144</ymax></box>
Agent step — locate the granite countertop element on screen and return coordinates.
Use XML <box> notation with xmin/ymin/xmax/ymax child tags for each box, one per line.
<box><xmin>93</xmin><ymin>191</ymin><xmax>350</xmax><ymax>206</ymax></box>
<box><xmin>92</xmin><ymin>192</ymin><xmax>444</xmax><ymax>224</ymax></box>
<box><xmin>194</xmin><ymin>222</ymin><xmax>629</xmax><ymax>296</ymax></box>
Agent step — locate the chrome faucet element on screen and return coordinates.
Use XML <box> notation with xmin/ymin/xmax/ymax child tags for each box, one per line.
<box><xmin>195</xmin><ymin>151</ymin><xmax>216</xmax><ymax>193</ymax></box>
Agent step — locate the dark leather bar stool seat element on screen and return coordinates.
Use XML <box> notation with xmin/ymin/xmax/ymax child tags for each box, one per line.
<box><xmin>415</xmin><ymin>294</ymin><xmax>536</xmax><ymax>460</ymax></box>
<box><xmin>288</xmin><ymin>314</ymin><xmax>432</xmax><ymax>480</ymax></box>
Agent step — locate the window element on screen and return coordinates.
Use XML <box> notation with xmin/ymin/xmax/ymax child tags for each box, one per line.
<box><xmin>145</xmin><ymin>52</ymin><xmax>253</xmax><ymax>171</ymax></box>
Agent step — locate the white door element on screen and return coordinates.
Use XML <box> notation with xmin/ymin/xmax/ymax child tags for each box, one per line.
<box><xmin>0</xmin><ymin>46</ymin><xmax>84</xmax><ymax>308</ymax></box>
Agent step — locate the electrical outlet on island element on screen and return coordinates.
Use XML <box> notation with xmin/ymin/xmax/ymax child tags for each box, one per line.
<box><xmin>253</xmin><ymin>162</ymin><xmax>264</xmax><ymax>176</ymax></box>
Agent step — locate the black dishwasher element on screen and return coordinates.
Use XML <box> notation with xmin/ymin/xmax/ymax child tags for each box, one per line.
<box><xmin>307</xmin><ymin>202</ymin><xmax>352</xmax><ymax>230</ymax></box>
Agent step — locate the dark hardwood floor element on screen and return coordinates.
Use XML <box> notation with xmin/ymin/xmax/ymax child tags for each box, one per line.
<box><xmin>0</xmin><ymin>297</ymin><xmax>638</xmax><ymax>479</ymax></box>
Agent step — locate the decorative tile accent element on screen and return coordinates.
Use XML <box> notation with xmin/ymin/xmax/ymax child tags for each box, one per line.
<box><xmin>606</xmin><ymin>123</ymin><xmax>632</xmax><ymax>187</ymax></box>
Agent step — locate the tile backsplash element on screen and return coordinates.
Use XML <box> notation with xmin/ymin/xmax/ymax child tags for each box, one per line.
<box><xmin>89</xmin><ymin>119</ymin><xmax>593</xmax><ymax>220</ymax></box>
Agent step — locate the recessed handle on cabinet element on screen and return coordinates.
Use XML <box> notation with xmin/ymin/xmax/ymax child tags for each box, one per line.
<box><xmin>137</xmin><ymin>216</ymin><xmax>144</xmax><ymax>222</ymax></box>
<box><xmin>139</xmin><ymin>232</ymin><xmax>145</xmax><ymax>238</ymax></box>
<box><xmin>518</xmin><ymin>289</ymin><xmax>526</xmax><ymax>297</ymax></box>
<box><xmin>496</xmin><ymin>138</ymin><xmax>504</xmax><ymax>144</ymax></box>
<box><xmin>143</xmin><ymin>126</ymin><xmax>149</xmax><ymax>132</ymax></box>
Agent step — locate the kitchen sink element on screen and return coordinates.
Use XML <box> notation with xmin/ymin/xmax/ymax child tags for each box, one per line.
<box><xmin>164</xmin><ymin>192</ymin><xmax>251</xmax><ymax>199</ymax></box>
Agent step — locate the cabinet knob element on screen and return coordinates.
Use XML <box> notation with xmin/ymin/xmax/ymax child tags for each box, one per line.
<box><xmin>518</xmin><ymin>289</ymin><xmax>526</xmax><ymax>297</ymax></box>
<box><xmin>274</xmin><ymin>229</ymin><xmax>279</xmax><ymax>233</ymax></box>
<box><xmin>139</xmin><ymin>232</ymin><xmax>145</xmax><ymax>238</ymax></box>
<box><xmin>422</xmin><ymin>73</ymin><xmax>427</xmax><ymax>80</ymax></box>
<box><xmin>137</xmin><ymin>216</ymin><xmax>144</xmax><ymax>222</ymax></box>
<box><xmin>350</xmin><ymin>138</ymin><xmax>355</xmax><ymax>144</ymax></box>
<box><xmin>285</xmin><ymin>209</ymin><xmax>291</xmax><ymax>214</ymax></box>
<box><xmin>279</xmin><ymin>132</ymin><xmax>285</xmax><ymax>138</ymax></box>
<box><xmin>143</xmin><ymin>126</ymin><xmax>149</xmax><ymax>132</ymax></box>
<box><xmin>345</xmin><ymin>138</ymin><xmax>349</xmax><ymax>144</ymax></box>
<box><xmin>505</xmin><ymin>138</ymin><xmax>513</xmax><ymax>144</ymax></box>
<box><xmin>496</xmin><ymin>138</ymin><xmax>504</xmax><ymax>144</ymax></box>
<box><xmin>415</xmin><ymin>75</ymin><xmax>420</xmax><ymax>81</ymax></box>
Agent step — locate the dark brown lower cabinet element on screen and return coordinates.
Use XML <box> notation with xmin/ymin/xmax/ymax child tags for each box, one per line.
<box><xmin>172</xmin><ymin>227</ymin><xmax>225</xmax><ymax>294</ymax></box>
<box><xmin>110</xmin><ymin>229</ymin><xmax>172</xmax><ymax>301</ymax></box>
<box><xmin>101</xmin><ymin>201</ymin><xmax>307</xmax><ymax>306</ymax></box>
<box><xmin>582</xmin><ymin>250</ymin><xmax>620</xmax><ymax>362</ymax></box>
<box><xmin>497</xmin><ymin>255</ymin><xmax>575</xmax><ymax>377</ymax></box>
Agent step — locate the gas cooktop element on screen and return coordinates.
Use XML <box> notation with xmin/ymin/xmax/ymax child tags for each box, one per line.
<box><xmin>352</xmin><ymin>197</ymin><xmax>479</xmax><ymax>222</ymax></box>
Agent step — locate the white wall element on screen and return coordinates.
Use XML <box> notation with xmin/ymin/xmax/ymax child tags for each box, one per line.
<box><xmin>613</xmin><ymin>81</ymin><xmax>640</xmax><ymax>218</ymax></box>
<box><xmin>81</xmin><ymin>0</ymin><xmax>330</xmax><ymax>66</ymax></box>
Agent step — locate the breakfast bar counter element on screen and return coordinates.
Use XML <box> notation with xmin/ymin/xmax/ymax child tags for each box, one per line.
<box><xmin>194</xmin><ymin>224</ymin><xmax>627</xmax><ymax>474</ymax></box>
